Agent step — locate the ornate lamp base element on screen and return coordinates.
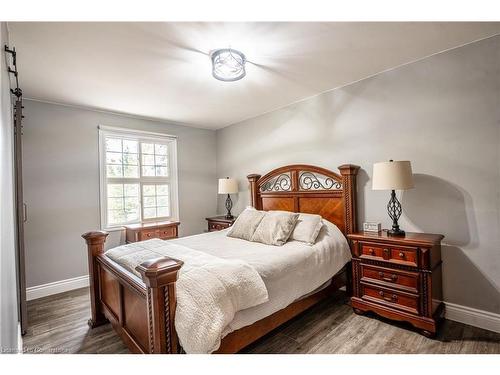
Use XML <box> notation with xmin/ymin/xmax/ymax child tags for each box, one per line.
<box><xmin>225</xmin><ymin>194</ymin><xmax>234</xmax><ymax>219</ymax></box>
<box><xmin>388</xmin><ymin>228</ymin><xmax>405</xmax><ymax>236</ymax></box>
<box><xmin>387</xmin><ymin>189</ymin><xmax>405</xmax><ymax>237</ymax></box>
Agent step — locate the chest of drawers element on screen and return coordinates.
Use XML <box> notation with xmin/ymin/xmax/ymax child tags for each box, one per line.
<box><xmin>124</xmin><ymin>221</ymin><xmax>180</xmax><ymax>243</ymax></box>
<box><xmin>347</xmin><ymin>231</ymin><xmax>444</xmax><ymax>337</ymax></box>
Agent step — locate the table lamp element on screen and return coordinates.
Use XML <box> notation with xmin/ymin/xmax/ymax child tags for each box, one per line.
<box><xmin>372</xmin><ymin>160</ymin><xmax>414</xmax><ymax>236</ymax></box>
<box><xmin>218</xmin><ymin>177</ymin><xmax>238</xmax><ymax>219</ymax></box>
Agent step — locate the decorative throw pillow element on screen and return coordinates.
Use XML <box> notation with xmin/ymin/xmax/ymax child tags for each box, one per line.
<box><xmin>226</xmin><ymin>208</ymin><xmax>266</xmax><ymax>241</ymax></box>
<box><xmin>289</xmin><ymin>213</ymin><xmax>324</xmax><ymax>245</ymax></box>
<box><xmin>251</xmin><ymin>211</ymin><xmax>300</xmax><ymax>246</ymax></box>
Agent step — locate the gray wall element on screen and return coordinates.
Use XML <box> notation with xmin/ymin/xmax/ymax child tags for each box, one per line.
<box><xmin>0</xmin><ymin>22</ymin><xmax>19</xmax><ymax>352</ymax></box>
<box><xmin>216</xmin><ymin>36</ymin><xmax>500</xmax><ymax>314</ymax></box>
<box><xmin>22</xmin><ymin>100</ymin><xmax>217</xmax><ymax>288</ymax></box>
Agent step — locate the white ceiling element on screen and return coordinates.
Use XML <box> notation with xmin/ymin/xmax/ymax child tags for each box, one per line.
<box><xmin>9</xmin><ymin>22</ymin><xmax>500</xmax><ymax>129</ymax></box>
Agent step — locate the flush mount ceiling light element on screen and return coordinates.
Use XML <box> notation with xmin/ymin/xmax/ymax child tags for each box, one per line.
<box><xmin>211</xmin><ymin>48</ymin><xmax>246</xmax><ymax>82</ymax></box>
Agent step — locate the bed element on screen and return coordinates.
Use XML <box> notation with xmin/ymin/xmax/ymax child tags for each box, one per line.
<box><xmin>82</xmin><ymin>164</ymin><xmax>359</xmax><ymax>353</ymax></box>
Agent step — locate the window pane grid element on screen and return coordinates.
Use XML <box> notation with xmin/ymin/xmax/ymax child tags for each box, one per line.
<box><xmin>141</xmin><ymin>142</ymin><xmax>169</xmax><ymax>177</ymax></box>
<box><xmin>103</xmin><ymin>133</ymin><xmax>174</xmax><ymax>227</ymax></box>
<box><xmin>105</xmin><ymin>137</ymin><xmax>139</xmax><ymax>178</ymax></box>
<box><xmin>142</xmin><ymin>184</ymin><xmax>170</xmax><ymax>220</ymax></box>
<box><xmin>107</xmin><ymin>183</ymin><xmax>140</xmax><ymax>225</ymax></box>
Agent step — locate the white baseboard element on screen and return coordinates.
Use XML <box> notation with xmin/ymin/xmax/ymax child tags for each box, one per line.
<box><xmin>445</xmin><ymin>302</ymin><xmax>500</xmax><ymax>333</ymax></box>
<box><xmin>26</xmin><ymin>275</ymin><xmax>89</xmax><ymax>301</ymax></box>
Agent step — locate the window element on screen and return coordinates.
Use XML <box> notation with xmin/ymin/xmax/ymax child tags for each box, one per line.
<box><xmin>99</xmin><ymin>126</ymin><xmax>178</xmax><ymax>229</ymax></box>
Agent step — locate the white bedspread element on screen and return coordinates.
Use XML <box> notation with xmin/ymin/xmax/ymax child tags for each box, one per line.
<box><xmin>171</xmin><ymin>219</ymin><xmax>351</xmax><ymax>336</ymax></box>
<box><xmin>105</xmin><ymin>240</ymin><xmax>268</xmax><ymax>353</ymax></box>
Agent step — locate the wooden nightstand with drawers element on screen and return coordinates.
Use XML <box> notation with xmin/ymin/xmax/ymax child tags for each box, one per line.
<box><xmin>347</xmin><ymin>230</ymin><xmax>444</xmax><ymax>337</ymax></box>
<box><xmin>206</xmin><ymin>216</ymin><xmax>237</xmax><ymax>232</ymax></box>
<box><xmin>124</xmin><ymin>221</ymin><xmax>180</xmax><ymax>243</ymax></box>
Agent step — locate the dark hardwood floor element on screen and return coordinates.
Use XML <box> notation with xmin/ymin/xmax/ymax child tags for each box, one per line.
<box><xmin>23</xmin><ymin>288</ymin><xmax>500</xmax><ymax>354</ymax></box>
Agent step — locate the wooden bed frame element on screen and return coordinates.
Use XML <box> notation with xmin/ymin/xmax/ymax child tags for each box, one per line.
<box><xmin>82</xmin><ymin>164</ymin><xmax>359</xmax><ymax>354</ymax></box>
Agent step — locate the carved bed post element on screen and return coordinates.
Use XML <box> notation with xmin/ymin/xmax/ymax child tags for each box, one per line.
<box><xmin>338</xmin><ymin>164</ymin><xmax>360</xmax><ymax>297</ymax></box>
<box><xmin>247</xmin><ymin>174</ymin><xmax>261</xmax><ymax>209</ymax></box>
<box><xmin>338</xmin><ymin>164</ymin><xmax>359</xmax><ymax>235</ymax></box>
<box><xmin>136</xmin><ymin>257</ymin><xmax>184</xmax><ymax>354</ymax></box>
<box><xmin>82</xmin><ymin>231</ymin><xmax>109</xmax><ymax>328</ymax></box>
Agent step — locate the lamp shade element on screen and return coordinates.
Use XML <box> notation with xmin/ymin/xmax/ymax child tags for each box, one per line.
<box><xmin>372</xmin><ymin>161</ymin><xmax>414</xmax><ymax>190</ymax></box>
<box><xmin>218</xmin><ymin>178</ymin><xmax>238</xmax><ymax>194</ymax></box>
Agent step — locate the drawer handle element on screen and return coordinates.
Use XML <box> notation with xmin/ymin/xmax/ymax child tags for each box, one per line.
<box><xmin>383</xmin><ymin>248</ymin><xmax>389</xmax><ymax>254</ymax></box>
<box><xmin>398</xmin><ymin>252</ymin><xmax>405</xmax><ymax>259</ymax></box>
<box><xmin>147</xmin><ymin>233</ymin><xmax>152</xmax><ymax>237</ymax></box>
<box><xmin>378</xmin><ymin>272</ymin><xmax>398</xmax><ymax>282</ymax></box>
<box><xmin>378</xmin><ymin>290</ymin><xmax>398</xmax><ymax>302</ymax></box>
<box><xmin>368</xmin><ymin>248</ymin><xmax>375</xmax><ymax>255</ymax></box>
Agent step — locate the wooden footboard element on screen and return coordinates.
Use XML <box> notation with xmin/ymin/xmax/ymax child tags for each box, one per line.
<box><xmin>82</xmin><ymin>231</ymin><xmax>183</xmax><ymax>353</ymax></box>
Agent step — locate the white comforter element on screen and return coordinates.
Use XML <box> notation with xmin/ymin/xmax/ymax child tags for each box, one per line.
<box><xmin>105</xmin><ymin>240</ymin><xmax>268</xmax><ymax>353</ymax></box>
<box><xmin>172</xmin><ymin>219</ymin><xmax>351</xmax><ymax>336</ymax></box>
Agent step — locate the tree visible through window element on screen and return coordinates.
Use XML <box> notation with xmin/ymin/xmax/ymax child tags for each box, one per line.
<box><xmin>99</xmin><ymin>127</ymin><xmax>178</xmax><ymax>228</ymax></box>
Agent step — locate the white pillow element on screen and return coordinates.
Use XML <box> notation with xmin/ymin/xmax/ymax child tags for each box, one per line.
<box><xmin>289</xmin><ymin>213</ymin><xmax>324</xmax><ymax>245</ymax></box>
<box><xmin>251</xmin><ymin>211</ymin><xmax>300</xmax><ymax>246</ymax></box>
<box><xmin>226</xmin><ymin>208</ymin><xmax>266</xmax><ymax>241</ymax></box>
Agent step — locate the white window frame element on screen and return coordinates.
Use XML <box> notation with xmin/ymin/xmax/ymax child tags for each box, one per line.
<box><xmin>98</xmin><ymin>125</ymin><xmax>179</xmax><ymax>230</ymax></box>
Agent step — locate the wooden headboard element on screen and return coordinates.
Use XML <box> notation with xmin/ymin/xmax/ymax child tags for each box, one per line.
<box><xmin>247</xmin><ymin>164</ymin><xmax>359</xmax><ymax>235</ymax></box>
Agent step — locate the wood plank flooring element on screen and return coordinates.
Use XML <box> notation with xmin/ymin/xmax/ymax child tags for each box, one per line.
<box><xmin>23</xmin><ymin>288</ymin><xmax>500</xmax><ymax>354</ymax></box>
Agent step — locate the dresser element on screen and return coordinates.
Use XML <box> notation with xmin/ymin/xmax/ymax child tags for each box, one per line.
<box><xmin>347</xmin><ymin>230</ymin><xmax>444</xmax><ymax>337</ymax></box>
<box><xmin>205</xmin><ymin>216</ymin><xmax>237</xmax><ymax>232</ymax></box>
<box><xmin>124</xmin><ymin>221</ymin><xmax>180</xmax><ymax>243</ymax></box>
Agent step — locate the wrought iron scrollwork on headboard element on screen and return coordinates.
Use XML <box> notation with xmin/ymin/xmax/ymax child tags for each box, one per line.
<box><xmin>260</xmin><ymin>173</ymin><xmax>292</xmax><ymax>192</ymax></box>
<box><xmin>247</xmin><ymin>164</ymin><xmax>359</xmax><ymax>235</ymax></box>
<box><xmin>299</xmin><ymin>171</ymin><xmax>342</xmax><ymax>191</ymax></box>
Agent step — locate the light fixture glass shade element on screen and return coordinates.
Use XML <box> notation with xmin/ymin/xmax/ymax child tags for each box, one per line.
<box><xmin>372</xmin><ymin>161</ymin><xmax>414</xmax><ymax>190</ymax></box>
<box><xmin>211</xmin><ymin>48</ymin><xmax>246</xmax><ymax>82</ymax></box>
<box><xmin>218</xmin><ymin>178</ymin><xmax>238</xmax><ymax>194</ymax></box>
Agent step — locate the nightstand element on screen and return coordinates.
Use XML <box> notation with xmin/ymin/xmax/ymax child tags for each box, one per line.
<box><xmin>206</xmin><ymin>216</ymin><xmax>237</xmax><ymax>232</ymax></box>
<box><xmin>347</xmin><ymin>230</ymin><xmax>444</xmax><ymax>337</ymax></box>
<box><xmin>124</xmin><ymin>221</ymin><xmax>180</xmax><ymax>243</ymax></box>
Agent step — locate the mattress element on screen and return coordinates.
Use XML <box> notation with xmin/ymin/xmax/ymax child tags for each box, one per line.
<box><xmin>170</xmin><ymin>219</ymin><xmax>351</xmax><ymax>336</ymax></box>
